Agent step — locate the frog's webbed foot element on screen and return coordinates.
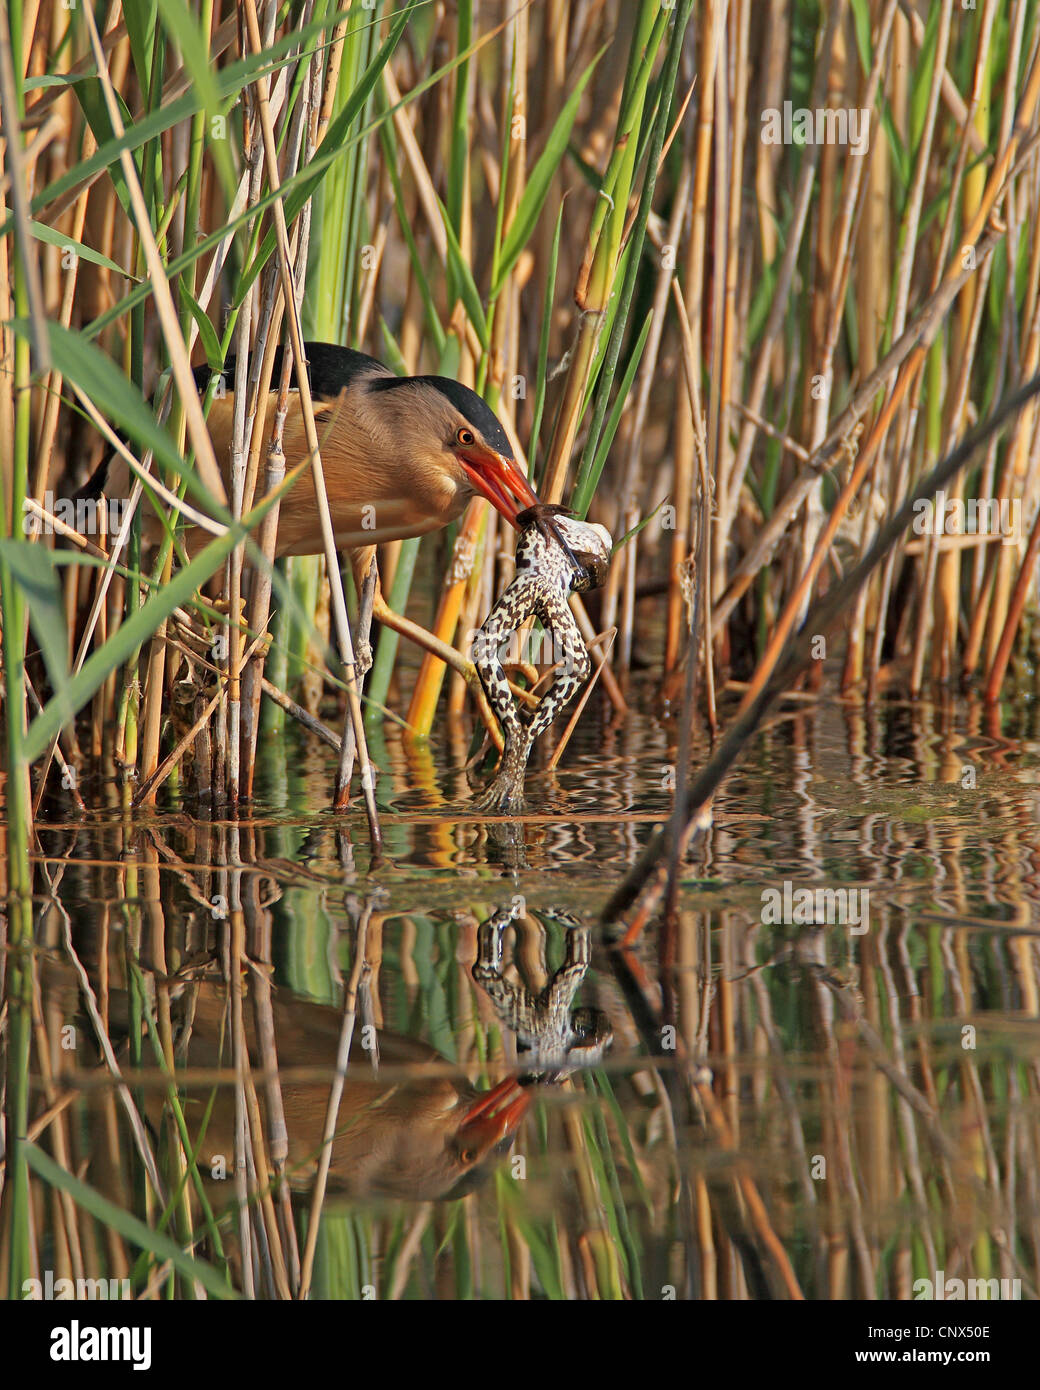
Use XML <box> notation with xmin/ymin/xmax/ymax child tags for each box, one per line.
<box><xmin>473</xmin><ymin>729</ymin><xmax>535</xmax><ymax>813</ymax></box>
<box><xmin>473</xmin><ymin>768</ymin><xmax>528</xmax><ymax>816</ymax></box>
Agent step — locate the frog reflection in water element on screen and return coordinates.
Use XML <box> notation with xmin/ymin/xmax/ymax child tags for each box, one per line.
<box><xmin>473</xmin><ymin>906</ymin><xmax>612</xmax><ymax>1081</ymax></box>
<box><xmin>473</xmin><ymin>504</ymin><xmax>613</xmax><ymax>813</ymax></box>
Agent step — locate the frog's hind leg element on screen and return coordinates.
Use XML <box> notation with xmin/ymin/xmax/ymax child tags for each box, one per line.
<box><xmin>525</xmin><ymin>591</ymin><xmax>591</xmax><ymax>745</ymax></box>
<box><xmin>472</xmin><ymin>608</ymin><xmax>525</xmax><ymax>743</ymax></box>
<box><xmin>472</xmin><ymin>585</ymin><xmax>537</xmax><ymax>814</ymax></box>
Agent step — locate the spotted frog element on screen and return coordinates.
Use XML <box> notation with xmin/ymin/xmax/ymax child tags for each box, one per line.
<box><xmin>472</xmin><ymin>905</ymin><xmax>612</xmax><ymax>1080</ymax></box>
<box><xmin>473</xmin><ymin>505</ymin><xmax>612</xmax><ymax>813</ymax></box>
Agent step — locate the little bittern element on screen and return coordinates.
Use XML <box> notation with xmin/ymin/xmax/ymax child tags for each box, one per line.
<box><xmin>83</xmin><ymin>341</ymin><xmax>540</xmax><ymax>560</ymax></box>
<box><xmin>173</xmin><ymin>984</ymin><xmax>531</xmax><ymax>1202</ymax></box>
<box><xmin>69</xmin><ymin>975</ymin><xmax>530</xmax><ymax>1204</ymax></box>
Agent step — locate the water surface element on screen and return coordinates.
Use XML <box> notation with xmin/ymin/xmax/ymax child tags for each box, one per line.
<box><xmin>27</xmin><ymin>690</ymin><xmax>1040</xmax><ymax>1300</ymax></box>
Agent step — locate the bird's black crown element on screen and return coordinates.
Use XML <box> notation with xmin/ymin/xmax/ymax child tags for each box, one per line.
<box><xmin>369</xmin><ymin>375</ymin><xmax>514</xmax><ymax>460</ymax></box>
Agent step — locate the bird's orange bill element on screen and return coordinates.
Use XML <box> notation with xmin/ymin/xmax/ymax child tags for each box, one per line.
<box><xmin>457</xmin><ymin>443</ymin><xmax>539</xmax><ymax>528</ymax></box>
<box><xmin>458</xmin><ymin>1076</ymin><xmax>531</xmax><ymax>1146</ymax></box>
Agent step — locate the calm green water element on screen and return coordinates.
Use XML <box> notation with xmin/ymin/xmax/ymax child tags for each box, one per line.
<box><xmin>27</xmin><ymin>691</ymin><xmax>1040</xmax><ymax>1299</ymax></box>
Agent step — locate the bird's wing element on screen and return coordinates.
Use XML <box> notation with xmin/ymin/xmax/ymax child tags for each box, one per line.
<box><xmin>192</xmin><ymin>343</ymin><xmax>394</xmax><ymax>400</ymax></box>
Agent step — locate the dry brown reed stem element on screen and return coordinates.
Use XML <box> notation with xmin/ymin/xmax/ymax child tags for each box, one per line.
<box><xmin>133</xmin><ymin>630</ymin><xmax>270</xmax><ymax>807</ymax></box>
<box><xmin>896</xmin><ymin>0</ymin><xmax>989</xmax><ymax>158</ymax></box>
<box><xmin>259</xmin><ymin>677</ymin><xmax>342</xmax><ymax>751</ymax></box>
<box><xmin>545</xmin><ymin>627</ymin><xmax>616</xmax><ymax>772</ymax></box>
<box><xmin>407</xmin><ymin>509</ymin><xmax>488</xmax><ymax>730</ymax></box>
<box><xmin>358</xmin><ymin>575</ymin><xmax>506</xmax><ymax>751</ymax></box>
<box><xmin>826</xmin><ymin>14</ymin><xmax>895</xmax><ymax>683</ymax></box>
<box><xmin>0</xmin><ymin>253</ymin><xmax>12</xmax><ymax>505</ymax></box>
<box><xmin>670</xmin><ymin>277</ymin><xmax>715</xmax><ymax>730</ymax></box>
<box><xmin>985</xmin><ymin>431</ymin><xmax>1040</xmax><ymax>701</ymax></box>
<box><xmin>665</xmin><ymin>0</ymin><xmax>719</xmax><ymax>674</ymax></box>
<box><xmin>297</xmin><ymin>903</ymin><xmax>372</xmax><ymax>1300</ymax></box>
<box><xmin>140</xmin><ymin>560</ymin><xmax>174</xmax><ymax>807</ymax></box>
<box><xmin>571</xmin><ymin>598</ymin><xmax>626</xmax><ymax>713</ymax></box>
<box><xmin>79</xmin><ymin>4</ymin><xmax>225</xmax><ymax>507</ymax></box>
<box><xmin>721</xmin><ymin>0</ymin><xmax>846</xmax><ymax>554</ymax></box>
<box><xmin>746</xmin><ymin>358</ymin><xmax>926</xmax><ymax>712</ymax></box>
<box><xmin>25</xmin><ymin>15</ymin><xmax>237</xmax><ymax>213</ymax></box>
<box><xmin>715</xmin><ymin>0</ymin><xmax>749</xmax><ymax>570</ymax></box>
<box><xmin>392</xmin><ymin>72</ymin><xmax>483</xmax><ymax>732</ymax></box>
<box><xmin>868</xmin><ymin>1</ymin><xmax>997</xmax><ymax>687</ymax></box>
<box><xmin>929</xmin><ymin>6</ymin><xmax>999</xmax><ymax>677</ymax></box>
<box><xmin>984</xmin><ymin>261</ymin><xmax>1040</xmax><ymax>685</ymax></box>
<box><xmin>533</xmin><ymin>0</ymin><xmax>568</xmax><ymax>280</ymax></box>
<box><xmin>232</xmin><ymin>0</ymin><xmax>288</xmax><ymax>800</ymax></box>
<box><xmin>705</xmin><ymin>15</ymin><xmax>727</xmax><ymax>612</ymax></box>
<box><xmin>382</xmin><ymin>63</ymin><xmax>482</xmax><ymax>366</ymax></box>
<box><xmin>539</xmin><ymin>146</ymin><xmax>630</xmax><ymax>497</ymax></box>
<box><xmin>710</xmin><ymin>210</ymin><xmax>1008</xmax><ymax>634</ymax></box>
<box><xmin>621</xmin><ymin>143</ymin><xmax>692</xmax><ymax>674</ymax></box>
<box><xmin>0</xmin><ymin>9</ymin><xmax>48</xmax><ymax>374</ymax></box>
<box><xmin>445</xmin><ymin>3</ymin><xmax>527</xmax><ymax>724</ymax></box>
<box><xmin>240</xmin><ymin>28</ymin><xmax>327</xmax><ymax>796</ymax></box>
<box><xmin>225</xmin><ymin>308</ymin><xmax>255</xmax><ymax>804</ymax></box>
<box><xmin>448</xmin><ymin>521</ymin><xmax>494</xmax><ymax>718</ymax></box>
<box><xmin>239</xmin><ymin>0</ymin><xmax>380</xmax><ymax>845</ymax></box>
<box><xmin>30</xmin><ymin>127</ymin><xmax>96</xmax><ymax>514</ymax></box>
<box><xmin>381</xmin><ymin>65</ymin><xmax>445</xmax><ymax>264</ymax></box>
<box><xmin>386</xmin><ymin>1207</ymin><xmax>434</xmax><ymax>1301</ymax></box>
<box><xmin>24</xmin><ymin>678</ymin><xmax>85</xmax><ymax>812</ymax></box>
<box><xmin>28</xmin><ymin>389</ymin><xmax>160</xmax><ymax>810</ymax></box>
<box><xmin>381</xmin><ymin>36</ymin><xmax>550</xmax><ymax>733</ymax></box>
<box><xmin>75</xmin><ymin>3</ymin><xmax>209</xmax><ymax>801</ymax></box>
<box><xmin>892</xmin><ymin>5</ymin><xmax>952</xmax><ymax>690</ymax></box>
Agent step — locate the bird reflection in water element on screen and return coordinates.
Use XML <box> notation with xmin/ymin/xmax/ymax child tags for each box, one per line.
<box><xmin>66</xmin><ymin>905</ymin><xmax>608</xmax><ymax>1221</ymax></box>
<box><xmin>156</xmin><ymin>980</ymin><xmax>532</xmax><ymax>1205</ymax></box>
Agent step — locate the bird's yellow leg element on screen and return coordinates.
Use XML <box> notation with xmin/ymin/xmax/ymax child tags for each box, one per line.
<box><xmin>372</xmin><ymin>592</ymin><xmax>506</xmax><ymax>752</ymax></box>
<box><xmin>348</xmin><ymin>547</ymin><xmax>508</xmax><ymax>751</ymax></box>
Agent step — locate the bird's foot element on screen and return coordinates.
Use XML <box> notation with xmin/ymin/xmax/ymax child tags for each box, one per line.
<box><xmin>202</xmin><ymin>594</ymin><xmax>247</xmax><ymax>626</ymax></box>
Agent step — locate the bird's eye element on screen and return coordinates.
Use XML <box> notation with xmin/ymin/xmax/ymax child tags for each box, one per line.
<box><xmin>456</xmin><ymin>427</ymin><xmax>476</xmax><ymax>447</ymax></box>
<box><xmin>459</xmin><ymin>1148</ymin><xmax>476</xmax><ymax>1165</ymax></box>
